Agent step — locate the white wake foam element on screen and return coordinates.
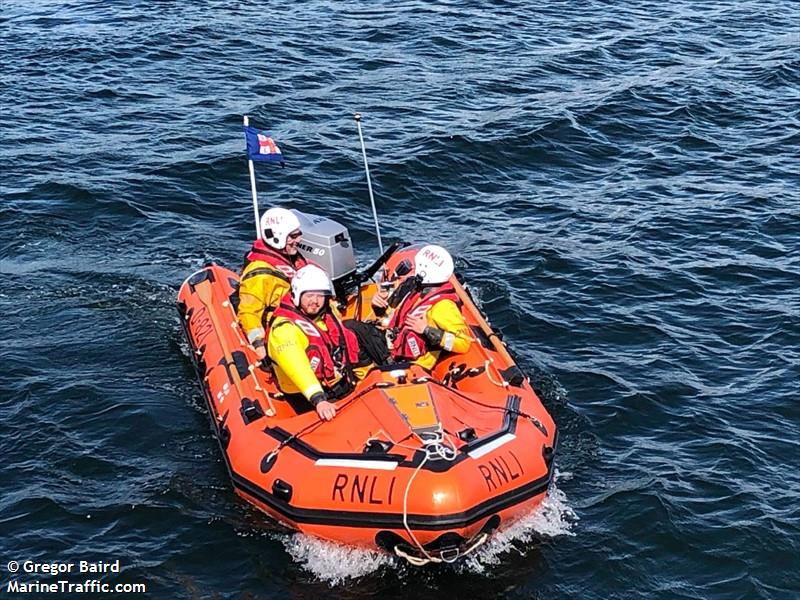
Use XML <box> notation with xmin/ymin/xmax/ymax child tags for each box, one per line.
<box><xmin>462</xmin><ymin>478</ymin><xmax>578</xmax><ymax>573</ymax></box>
<box><xmin>282</xmin><ymin>535</ymin><xmax>394</xmax><ymax>585</ymax></box>
<box><xmin>281</xmin><ymin>472</ymin><xmax>577</xmax><ymax>583</ymax></box>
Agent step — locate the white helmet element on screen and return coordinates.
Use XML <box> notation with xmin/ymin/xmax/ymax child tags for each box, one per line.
<box><xmin>291</xmin><ymin>264</ymin><xmax>333</xmax><ymax>305</ymax></box>
<box><xmin>260</xmin><ymin>207</ymin><xmax>301</xmax><ymax>250</ymax></box>
<box><xmin>414</xmin><ymin>245</ymin><xmax>454</xmax><ymax>285</ymax></box>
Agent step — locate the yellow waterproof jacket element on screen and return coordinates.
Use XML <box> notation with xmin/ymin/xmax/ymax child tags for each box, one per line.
<box><xmin>267</xmin><ymin>315</ymin><xmax>371</xmax><ymax>401</ymax></box>
<box><xmin>267</xmin><ymin>316</ymin><xmax>325</xmax><ymax>399</ymax></box>
<box><xmin>238</xmin><ymin>261</ymin><xmax>291</xmax><ymax>344</ymax></box>
<box><xmin>236</xmin><ymin>241</ymin><xmax>306</xmax><ymax>345</ymax></box>
<box><xmin>415</xmin><ymin>299</ymin><xmax>473</xmax><ymax>370</ymax></box>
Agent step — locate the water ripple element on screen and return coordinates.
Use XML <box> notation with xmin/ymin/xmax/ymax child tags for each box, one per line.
<box><xmin>2</xmin><ymin>0</ymin><xmax>799</xmax><ymax>597</ymax></box>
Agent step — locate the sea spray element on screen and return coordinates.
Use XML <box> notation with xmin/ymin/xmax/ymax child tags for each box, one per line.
<box><xmin>281</xmin><ymin>474</ymin><xmax>576</xmax><ymax>582</ymax></box>
<box><xmin>282</xmin><ymin>535</ymin><xmax>394</xmax><ymax>585</ymax></box>
<box><xmin>462</xmin><ymin>479</ymin><xmax>578</xmax><ymax>574</ymax></box>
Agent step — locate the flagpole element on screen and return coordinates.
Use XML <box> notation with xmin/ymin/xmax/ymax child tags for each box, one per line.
<box><xmin>243</xmin><ymin>115</ymin><xmax>261</xmax><ymax>240</ymax></box>
<box><xmin>354</xmin><ymin>113</ymin><xmax>384</xmax><ymax>255</ymax></box>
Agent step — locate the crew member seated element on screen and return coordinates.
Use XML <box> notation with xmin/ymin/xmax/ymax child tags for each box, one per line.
<box><xmin>268</xmin><ymin>265</ymin><xmax>366</xmax><ymax>421</ymax></box>
<box><xmin>371</xmin><ymin>245</ymin><xmax>473</xmax><ymax>371</ymax></box>
<box><xmin>237</xmin><ymin>207</ymin><xmax>308</xmax><ymax>360</ymax></box>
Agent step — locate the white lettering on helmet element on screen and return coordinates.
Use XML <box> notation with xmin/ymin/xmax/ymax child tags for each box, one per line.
<box><xmin>422</xmin><ymin>248</ymin><xmax>444</xmax><ymax>267</ymax></box>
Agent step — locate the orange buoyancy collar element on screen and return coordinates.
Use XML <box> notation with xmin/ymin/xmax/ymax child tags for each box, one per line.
<box><xmin>387</xmin><ymin>282</ymin><xmax>461</xmax><ymax>360</ymax></box>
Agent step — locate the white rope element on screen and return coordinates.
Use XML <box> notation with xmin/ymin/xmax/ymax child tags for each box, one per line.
<box><xmin>219</xmin><ymin>295</ymin><xmax>275</xmax><ymax>415</ymax></box>
<box><xmin>398</xmin><ymin>427</ymin><xmax>462</xmax><ymax>564</ymax></box>
<box><xmin>428</xmin><ymin>430</ymin><xmax>458</xmax><ymax>462</ymax></box>
<box><xmin>358</xmin><ymin>425</ymin><xmax>494</xmax><ymax>566</ymax></box>
<box><xmin>231</xmin><ymin>320</ymin><xmax>248</xmax><ymax>347</ymax></box>
<box><xmin>394</xmin><ymin>545</ymin><xmax>431</xmax><ymax>567</ymax></box>
<box><xmin>461</xmin><ymin>532</ymin><xmax>489</xmax><ymax>557</ymax></box>
<box><xmin>222</xmin><ymin>300</ymin><xmax>249</xmax><ymax>347</ymax></box>
<box><xmin>247</xmin><ymin>364</ymin><xmax>262</xmax><ymax>391</ymax></box>
<box><xmin>362</xmin><ymin>424</ymin><xmax>493</xmax><ymax>566</ymax></box>
<box><xmin>483</xmin><ymin>358</ymin><xmax>510</xmax><ymax>389</ymax></box>
<box><xmin>247</xmin><ymin>365</ymin><xmax>276</xmax><ymax>416</ymax></box>
<box><xmin>401</xmin><ymin>451</ymin><xmax>437</xmax><ymax>563</ymax></box>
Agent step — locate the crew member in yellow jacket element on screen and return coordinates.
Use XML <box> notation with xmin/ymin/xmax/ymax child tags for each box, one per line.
<box><xmin>268</xmin><ymin>265</ymin><xmax>367</xmax><ymax>421</ymax></box>
<box><xmin>371</xmin><ymin>244</ymin><xmax>472</xmax><ymax>370</ymax></box>
<box><xmin>237</xmin><ymin>207</ymin><xmax>308</xmax><ymax>360</ymax></box>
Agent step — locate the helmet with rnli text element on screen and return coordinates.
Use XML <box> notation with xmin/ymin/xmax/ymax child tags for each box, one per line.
<box><xmin>291</xmin><ymin>264</ymin><xmax>333</xmax><ymax>305</ymax></box>
<box><xmin>414</xmin><ymin>244</ymin><xmax>454</xmax><ymax>285</ymax></box>
<box><xmin>260</xmin><ymin>207</ymin><xmax>301</xmax><ymax>250</ymax></box>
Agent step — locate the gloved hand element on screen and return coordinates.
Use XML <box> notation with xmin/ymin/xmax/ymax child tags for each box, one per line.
<box><xmin>371</xmin><ymin>289</ymin><xmax>390</xmax><ymax>315</ymax></box>
<box><xmin>310</xmin><ymin>391</ymin><xmax>337</xmax><ymax>421</ymax></box>
<box><xmin>422</xmin><ymin>326</ymin><xmax>445</xmax><ymax>347</ymax></box>
<box><xmin>309</xmin><ymin>391</ymin><xmax>327</xmax><ymax>406</ymax></box>
<box><xmin>252</xmin><ymin>338</ymin><xmax>267</xmax><ymax>360</ymax></box>
<box><xmin>404</xmin><ymin>312</ymin><xmax>428</xmax><ymax>334</ymax></box>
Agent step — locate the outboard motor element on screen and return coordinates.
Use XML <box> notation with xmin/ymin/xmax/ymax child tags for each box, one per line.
<box><xmin>291</xmin><ymin>210</ymin><xmax>357</xmax><ymax>297</ymax></box>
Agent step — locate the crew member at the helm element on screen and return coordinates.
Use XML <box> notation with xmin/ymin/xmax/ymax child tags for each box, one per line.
<box><xmin>237</xmin><ymin>207</ymin><xmax>308</xmax><ymax>360</ymax></box>
<box><xmin>372</xmin><ymin>244</ymin><xmax>473</xmax><ymax>370</ymax></box>
<box><xmin>268</xmin><ymin>265</ymin><xmax>366</xmax><ymax>421</ymax></box>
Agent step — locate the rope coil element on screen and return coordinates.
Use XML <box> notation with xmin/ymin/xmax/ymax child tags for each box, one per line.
<box><xmin>397</xmin><ymin>427</ymin><xmax>461</xmax><ymax>564</ymax></box>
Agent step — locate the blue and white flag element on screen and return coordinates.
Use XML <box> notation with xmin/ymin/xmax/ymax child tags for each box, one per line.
<box><xmin>244</xmin><ymin>126</ymin><xmax>284</xmax><ymax>163</ymax></box>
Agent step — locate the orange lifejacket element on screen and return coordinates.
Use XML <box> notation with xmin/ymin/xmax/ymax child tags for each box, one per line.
<box><xmin>387</xmin><ymin>283</ymin><xmax>461</xmax><ymax>360</ymax></box>
<box><xmin>270</xmin><ymin>295</ymin><xmax>361</xmax><ymax>396</ymax></box>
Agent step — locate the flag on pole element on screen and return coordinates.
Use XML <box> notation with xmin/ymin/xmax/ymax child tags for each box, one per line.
<box><xmin>244</xmin><ymin>126</ymin><xmax>284</xmax><ymax>164</ymax></box>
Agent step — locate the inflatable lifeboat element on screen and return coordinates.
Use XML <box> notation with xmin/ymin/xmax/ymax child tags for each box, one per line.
<box><xmin>177</xmin><ymin>213</ymin><xmax>557</xmax><ymax>565</ymax></box>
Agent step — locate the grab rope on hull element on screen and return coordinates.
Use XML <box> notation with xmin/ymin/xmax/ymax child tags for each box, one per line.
<box><xmin>399</xmin><ymin>428</ymin><xmax>468</xmax><ymax>565</ymax></box>
<box><xmin>394</xmin><ymin>532</ymin><xmax>489</xmax><ymax>567</ymax></box>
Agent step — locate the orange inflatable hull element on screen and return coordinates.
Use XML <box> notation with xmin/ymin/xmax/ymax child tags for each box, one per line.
<box><xmin>177</xmin><ymin>252</ymin><xmax>557</xmax><ymax>564</ymax></box>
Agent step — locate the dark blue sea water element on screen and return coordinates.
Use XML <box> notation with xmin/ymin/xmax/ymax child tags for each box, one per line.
<box><xmin>2</xmin><ymin>1</ymin><xmax>799</xmax><ymax>597</ymax></box>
